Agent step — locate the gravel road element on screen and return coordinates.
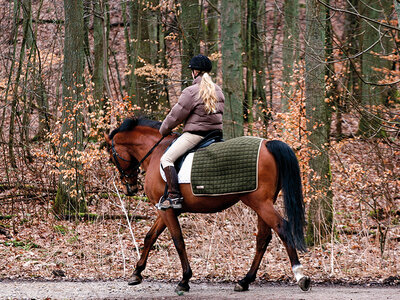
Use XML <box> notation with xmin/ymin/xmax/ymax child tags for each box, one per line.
<box><xmin>1</xmin><ymin>280</ymin><xmax>399</xmax><ymax>299</ymax></box>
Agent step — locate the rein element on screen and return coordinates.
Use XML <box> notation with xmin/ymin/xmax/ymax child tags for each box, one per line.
<box><xmin>111</xmin><ymin>135</ymin><xmax>167</xmax><ymax>178</ymax></box>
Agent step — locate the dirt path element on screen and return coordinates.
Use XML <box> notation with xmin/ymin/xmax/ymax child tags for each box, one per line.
<box><xmin>0</xmin><ymin>280</ymin><xmax>399</xmax><ymax>299</ymax></box>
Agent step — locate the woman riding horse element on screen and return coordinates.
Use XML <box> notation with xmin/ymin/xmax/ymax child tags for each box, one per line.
<box><xmin>158</xmin><ymin>54</ymin><xmax>225</xmax><ymax>210</ymax></box>
<box><xmin>105</xmin><ymin>117</ymin><xmax>311</xmax><ymax>293</ymax></box>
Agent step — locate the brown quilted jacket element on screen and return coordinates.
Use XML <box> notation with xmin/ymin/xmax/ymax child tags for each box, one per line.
<box><xmin>159</xmin><ymin>75</ymin><xmax>225</xmax><ymax>136</ymax></box>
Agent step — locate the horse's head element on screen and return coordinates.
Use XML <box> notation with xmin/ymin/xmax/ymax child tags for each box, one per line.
<box><xmin>104</xmin><ymin>133</ymin><xmax>139</xmax><ymax>196</ymax></box>
<box><xmin>105</xmin><ymin>117</ymin><xmax>163</xmax><ymax>196</ymax></box>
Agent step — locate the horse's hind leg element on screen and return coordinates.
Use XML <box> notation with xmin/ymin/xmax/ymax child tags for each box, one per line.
<box><xmin>234</xmin><ymin>215</ymin><xmax>272</xmax><ymax>292</ymax></box>
<box><xmin>128</xmin><ymin>215</ymin><xmax>166</xmax><ymax>285</ymax></box>
<box><xmin>252</xmin><ymin>202</ymin><xmax>311</xmax><ymax>291</ymax></box>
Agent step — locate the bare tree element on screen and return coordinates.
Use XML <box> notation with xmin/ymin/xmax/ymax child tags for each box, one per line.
<box><xmin>221</xmin><ymin>0</ymin><xmax>244</xmax><ymax>139</ymax></box>
<box><xmin>304</xmin><ymin>0</ymin><xmax>333</xmax><ymax>245</ymax></box>
<box><xmin>54</xmin><ymin>0</ymin><xmax>87</xmax><ymax>216</ymax></box>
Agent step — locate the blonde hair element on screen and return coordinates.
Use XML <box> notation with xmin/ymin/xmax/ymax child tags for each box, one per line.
<box><xmin>199</xmin><ymin>72</ymin><xmax>218</xmax><ymax>114</ymax></box>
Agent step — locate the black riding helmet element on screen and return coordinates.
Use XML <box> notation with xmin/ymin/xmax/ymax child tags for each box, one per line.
<box><xmin>188</xmin><ymin>54</ymin><xmax>212</xmax><ymax>73</ymax></box>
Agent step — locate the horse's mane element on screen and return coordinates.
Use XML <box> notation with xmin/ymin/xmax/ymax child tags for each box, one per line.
<box><xmin>109</xmin><ymin>117</ymin><xmax>161</xmax><ymax>140</ymax></box>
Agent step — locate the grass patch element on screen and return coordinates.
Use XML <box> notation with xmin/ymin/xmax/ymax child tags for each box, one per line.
<box><xmin>3</xmin><ymin>240</ymin><xmax>40</xmax><ymax>250</ymax></box>
<box><xmin>53</xmin><ymin>224</ymin><xmax>68</xmax><ymax>235</ymax></box>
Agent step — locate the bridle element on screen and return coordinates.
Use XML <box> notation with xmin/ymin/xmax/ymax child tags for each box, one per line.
<box><xmin>110</xmin><ymin>135</ymin><xmax>167</xmax><ymax>181</ymax></box>
<box><xmin>111</xmin><ymin>139</ymin><xmax>138</xmax><ymax>181</ymax></box>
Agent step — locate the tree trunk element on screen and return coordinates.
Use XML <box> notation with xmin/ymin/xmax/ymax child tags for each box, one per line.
<box><xmin>121</xmin><ymin>0</ymin><xmax>132</xmax><ymax>97</ymax></box>
<box><xmin>265</xmin><ymin>4</ymin><xmax>280</xmax><ymax>129</ymax></box>
<box><xmin>205</xmin><ymin>0</ymin><xmax>219</xmax><ymax>57</ymax></box>
<box><xmin>395</xmin><ymin>0</ymin><xmax>400</xmax><ymax>27</ymax></box>
<box><xmin>83</xmin><ymin>0</ymin><xmax>92</xmax><ymax>75</ymax></box>
<box><xmin>244</xmin><ymin>0</ymin><xmax>256</xmax><ymax>135</ymax></box>
<box><xmin>357</xmin><ymin>0</ymin><xmax>393</xmax><ymax>138</ymax></box>
<box><xmin>22</xmin><ymin>0</ymin><xmax>33</xmax><ymax>48</ymax></box>
<box><xmin>126</xmin><ymin>0</ymin><xmax>158</xmax><ymax>111</ymax></box>
<box><xmin>161</xmin><ymin>0</ymin><xmax>181</xmax><ymax>107</ymax></box>
<box><xmin>32</xmin><ymin>0</ymin><xmax>51</xmax><ymax>142</ymax></box>
<box><xmin>334</xmin><ymin>0</ymin><xmax>361</xmax><ymax>140</ymax></box>
<box><xmin>8</xmin><ymin>0</ymin><xmax>32</xmax><ymax>168</ymax></box>
<box><xmin>304</xmin><ymin>0</ymin><xmax>333</xmax><ymax>246</ymax></box>
<box><xmin>148</xmin><ymin>1</ymin><xmax>159</xmax><ymax>66</ymax></box>
<box><xmin>21</xmin><ymin>0</ymin><xmax>35</xmax><ymax>163</ymax></box>
<box><xmin>221</xmin><ymin>0</ymin><xmax>244</xmax><ymax>139</ymax></box>
<box><xmin>281</xmin><ymin>0</ymin><xmax>299</xmax><ymax>112</ymax></box>
<box><xmin>54</xmin><ymin>0</ymin><xmax>87</xmax><ymax>217</ymax></box>
<box><xmin>93</xmin><ymin>0</ymin><xmax>109</xmax><ymax>112</ymax></box>
<box><xmin>180</xmin><ymin>0</ymin><xmax>201</xmax><ymax>87</ymax></box>
<box><xmin>128</xmin><ymin>0</ymin><xmax>140</xmax><ymax>105</ymax></box>
<box><xmin>254</xmin><ymin>0</ymin><xmax>268</xmax><ymax>131</ymax></box>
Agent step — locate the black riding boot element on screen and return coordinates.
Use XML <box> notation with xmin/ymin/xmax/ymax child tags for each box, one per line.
<box><xmin>158</xmin><ymin>166</ymin><xmax>183</xmax><ymax>210</ymax></box>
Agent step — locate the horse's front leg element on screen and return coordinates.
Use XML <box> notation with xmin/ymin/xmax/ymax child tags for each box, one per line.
<box><xmin>159</xmin><ymin>208</ymin><xmax>192</xmax><ymax>292</ymax></box>
<box><xmin>128</xmin><ymin>215</ymin><xmax>166</xmax><ymax>285</ymax></box>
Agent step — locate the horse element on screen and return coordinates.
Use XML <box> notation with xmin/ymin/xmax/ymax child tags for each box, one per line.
<box><xmin>104</xmin><ymin>117</ymin><xmax>311</xmax><ymax>293</ymax></box>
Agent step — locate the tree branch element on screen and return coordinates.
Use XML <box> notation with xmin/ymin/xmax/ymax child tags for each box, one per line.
<box><xmin>317</xmin><ymin>0</ymin><xmax>400</xmax><ymax>31</ymax></box>
<box><xmin>205</xmin><ymin>0</ymin><xmax>220</xmax><ymax>15</ymax></box>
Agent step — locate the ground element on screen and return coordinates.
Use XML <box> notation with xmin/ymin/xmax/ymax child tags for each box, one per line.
<box><xmin>1</xmin><ymin>280</ymin><xmax>400</xmax><ymax>299</ymax></box>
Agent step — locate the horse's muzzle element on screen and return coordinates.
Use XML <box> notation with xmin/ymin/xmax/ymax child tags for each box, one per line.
<box><xmin>125</xmin><ymin>183</ymin><xmax>138</xmax><ymax>196</ymax></box>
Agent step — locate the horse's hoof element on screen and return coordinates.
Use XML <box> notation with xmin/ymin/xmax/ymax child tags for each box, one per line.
<box><xmin>234</xmin><ymin>283</ymin><xmax>248</xmax><ymax>292</ymax></box>
<box><xmin>128</xmin><ymin>274</ymin><xmax>143</xmax><ymax>286</ymax></box>
<box><xmin>298</xmin><ymin>276</ymin><xmax>311</xmax><ymax>291</ymax></box>
<box><xmin>175</xmin><ymin>282</ymin><xmax>190</xmax><ymax>293</ymax></box>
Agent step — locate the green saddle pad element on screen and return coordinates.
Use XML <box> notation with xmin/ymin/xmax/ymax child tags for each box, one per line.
<box><xmin>190</xmin><ymin>136</ymin><xmax>263</xmax><ymax>196</ymax></box>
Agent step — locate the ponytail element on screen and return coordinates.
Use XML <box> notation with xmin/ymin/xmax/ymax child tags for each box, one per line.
<box><xmin>199</xmin><ymin>73</ymin><xmax>218</xmax><ymax>114</ymax></box>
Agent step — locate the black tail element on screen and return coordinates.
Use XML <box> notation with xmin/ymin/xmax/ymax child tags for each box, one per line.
<box><xmin>266</xmin><ymin>140</ymin><xmax>306</xmax><ymax>252</ymax></box>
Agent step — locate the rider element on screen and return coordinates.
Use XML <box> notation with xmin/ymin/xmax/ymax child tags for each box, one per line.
<box><xmin>158</xmin><ymin>54</ymin><xmax>225</xmax><ymax>209</ymax></box>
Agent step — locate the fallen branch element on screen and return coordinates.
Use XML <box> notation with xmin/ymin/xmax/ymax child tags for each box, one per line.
<box><xmin>113</xmin><ymin>178</ymin><xmax>141</xmax><ymax>260</ymax></box>
<box><xmin>58</xmin><ymin>213</ymin><xmax>149</xmax><ymax>221</ymax></box>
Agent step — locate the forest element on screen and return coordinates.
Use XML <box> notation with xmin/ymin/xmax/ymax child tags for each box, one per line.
<box><xmin>0</xmin><ymin>0</ymin><xmax>399</xmax><ymax>286</ymax></box>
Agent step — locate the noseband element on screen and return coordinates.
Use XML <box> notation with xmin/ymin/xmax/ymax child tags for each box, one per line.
<box><xmin>111</xmin><ymin>135</ymin><xmax>166</xmax><ymax>181</ymax></box>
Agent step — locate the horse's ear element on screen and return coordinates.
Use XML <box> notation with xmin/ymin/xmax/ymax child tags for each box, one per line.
<box><xmin>104</xmin><ymin>133</ymin><xmax>111</xmax><ymax>145</ymax></box>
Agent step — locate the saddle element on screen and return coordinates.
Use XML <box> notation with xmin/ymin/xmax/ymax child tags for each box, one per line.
<box><xmin>173</xmin><ymin>130</ymin><xmax>223</xmax><ymax>172</ymax></box>
<box><xmin>159</xmin><ymin>130</ymin><xmax>223</xmax><ymax>203</ymax></box>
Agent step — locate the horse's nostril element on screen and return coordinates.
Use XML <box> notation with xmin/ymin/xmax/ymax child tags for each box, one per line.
<box><xmin>126</xmin><ymin>185</ymin><xmax>138</xmax><ymax>196</ymax></box>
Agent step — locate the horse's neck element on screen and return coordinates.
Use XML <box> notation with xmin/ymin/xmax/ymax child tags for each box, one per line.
<box><xmin>128</xmin><ymin>128</ymin><xmax>163</xmax><ymax>169</ymax></box>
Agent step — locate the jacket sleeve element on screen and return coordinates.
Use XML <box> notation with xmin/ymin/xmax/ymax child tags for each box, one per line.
<box><xmin>159</xmin><ymin>88</ymin><xmax>193</xmax><ymax>136</ymax></box>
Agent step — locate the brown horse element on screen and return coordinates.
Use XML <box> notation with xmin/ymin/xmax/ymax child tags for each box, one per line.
<box><xmin>105</xmin><ymin>117</ymin><xmax>311</xmax><ymax>293</ymax></box>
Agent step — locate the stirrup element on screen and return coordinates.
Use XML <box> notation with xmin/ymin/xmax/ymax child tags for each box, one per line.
<box><xmin>156</xmin><ymin>195</ymin><xmax>183</xmax><ymax>210</ymax></box>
